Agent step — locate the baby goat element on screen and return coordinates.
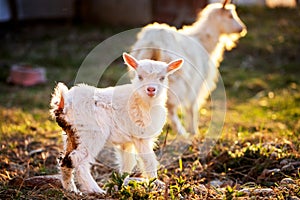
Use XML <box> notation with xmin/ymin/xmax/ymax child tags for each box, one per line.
<box><xmin>50</xmin><ymin>53</ymin><xmax>183</xmax><ymax>193</ymax></box>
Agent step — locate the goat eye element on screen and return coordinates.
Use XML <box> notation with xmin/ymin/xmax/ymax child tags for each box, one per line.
<box><xmin>138</xmin><ymin>75</ymin><xmax>143</xmax><ymax>81</ymax></box>
<box><xmin>159</xmin><ymin>76</ymin><xmax>165</xmax><ymax>81</ymax></box>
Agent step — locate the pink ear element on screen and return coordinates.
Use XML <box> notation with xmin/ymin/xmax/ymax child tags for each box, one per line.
<box><xmin>167</xmin><ymin>59</ymin><xmax>184</xmax><ymax>73</ymax></box>
<box><xmin>123</xmin><ymin>53</ymin><xmax>138</xmax><ymax>70</ymax></box>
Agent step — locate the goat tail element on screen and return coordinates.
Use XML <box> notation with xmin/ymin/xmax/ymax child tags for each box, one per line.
<box><xmin>50</xmin><ymin>82</ymin><xmax>68</xmax><ymax>118</ymax></box>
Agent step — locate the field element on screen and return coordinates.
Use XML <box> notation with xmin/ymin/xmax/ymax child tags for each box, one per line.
<box><xmin>0</xmin><ymin>6</ymin><xmax>300</xmax><ymax>199</ymax></box>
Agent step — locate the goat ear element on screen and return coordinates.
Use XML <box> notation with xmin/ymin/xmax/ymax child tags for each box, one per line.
<box><xmin>167</xmin><ymin>59</ymin><xmax>184</xmax><ymax>74</ymax></box>
<box><xmin>123</xmin><ymin>53</ymin><xmax>139</xmax><ymax>70</ymax></box>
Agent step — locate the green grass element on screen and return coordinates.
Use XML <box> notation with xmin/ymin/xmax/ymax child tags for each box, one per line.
<box><xmin>0</xmin><ymin>6</ymin><xmax>300</xmax><ymax>199</ymax></box>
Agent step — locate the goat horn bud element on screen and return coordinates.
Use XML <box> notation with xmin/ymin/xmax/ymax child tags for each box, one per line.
<box><xmin>222</xmin><ymin>0</ymin><xmax>231</xmax><ymax>8</ymax></box>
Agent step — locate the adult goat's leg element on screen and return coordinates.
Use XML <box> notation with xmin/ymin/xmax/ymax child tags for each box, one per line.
<box><xmin>167</xmin><ymin>104</ymin><xmax>187</xmax><ymax>135</ymax></box>
<box><xmin>185</xmin><ymin>102</ymin><xmax>199</xmax><ymax>135</ymax></box>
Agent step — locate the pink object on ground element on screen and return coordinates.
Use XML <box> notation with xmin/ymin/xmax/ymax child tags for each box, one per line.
<box><xmin>8</xmin><ymin>64</ymin><xmax>47</xmax><ymax>86</ymax></box>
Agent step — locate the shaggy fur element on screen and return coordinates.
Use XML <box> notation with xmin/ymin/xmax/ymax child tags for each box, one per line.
<box><xmin>131</xmin><ymin>2</ymin><xmax>247</xmax><ymax>135</ymax></box>
<box><xmin>50</xmin><ymin>53</ymin><xmax>183</xmax><ymax>193</ymax></box>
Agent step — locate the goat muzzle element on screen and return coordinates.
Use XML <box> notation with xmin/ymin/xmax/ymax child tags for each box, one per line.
<box><xmin>146</xmin><ymin>87</ymin><xmax>156</xmax><ymax>97</ymax></box>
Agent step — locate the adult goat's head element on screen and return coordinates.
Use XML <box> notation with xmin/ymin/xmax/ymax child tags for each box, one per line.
<box><xmin>219</xmin><ymin>0</ymin><xmax>247</xmax><ymax>35</ymax></box>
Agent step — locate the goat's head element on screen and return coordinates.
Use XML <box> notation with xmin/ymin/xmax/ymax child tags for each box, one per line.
<box><xmin>222</xmin><ymin>2</ymin><xmax>247</xmax><ymax>36</ymax></box>
<box><xmin>207</xmin><ymin>1</ymin><xmax>247</xmax><ymax>36</ymax></box>
<box><xmin>123</xmin><ymin>53</ymin><xmax>183</xmax><ymax>99</ymax></box>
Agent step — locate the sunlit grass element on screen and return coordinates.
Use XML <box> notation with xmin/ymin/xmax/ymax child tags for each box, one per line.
<box><xmin>0</xmin><ymin>107</ymin><xmax>60</xmax><ymax>140</ymax></box>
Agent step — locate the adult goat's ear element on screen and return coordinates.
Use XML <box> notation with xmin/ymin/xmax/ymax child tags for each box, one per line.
<box><xmin>167</xmin><ymin>59</ymin><xmax>184</xmax><ymax>74</ymax></box>
<box><xmin>123</xmin><ymin>52</ymin><xmax>139</xmax><ymax>70</ymax></box>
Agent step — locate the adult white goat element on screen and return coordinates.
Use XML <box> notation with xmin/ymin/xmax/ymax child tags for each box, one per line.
<box><xmin>131</xmin><ymin>0</ymin><xmax>247</xmax><ymax>136</ymax></box>
<box><xmin>50</xmin><ymin>53</ymin><xmax>183</xmax><ymax>193</ymax></box>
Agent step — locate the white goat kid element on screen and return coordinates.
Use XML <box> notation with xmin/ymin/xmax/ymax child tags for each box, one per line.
<box><xmin>131</xmin><ymin>0</ymin><xmax>247</xmax><ymax>136</ymax></box>
<box><xmin>50</xmin><ymin>53</ymin><xmax>183</xmax><ymax>194</ymax></box>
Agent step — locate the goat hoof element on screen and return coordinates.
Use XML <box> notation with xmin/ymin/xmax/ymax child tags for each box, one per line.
<box><xmin>81</xmin><ymin>186</ymin><xmax>106</xmax><ymax>194</ymax></box>
<box><xmin>153</xmin><ymin>179</ymin><xmax>165</xmax><ymax>189</ymax></box>
<box><xmin>123</xmin><ymin>176</ymin><xmax>147</xmax><ymax>186</ymax></box>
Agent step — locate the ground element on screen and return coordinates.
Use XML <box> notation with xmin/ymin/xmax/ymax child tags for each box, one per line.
<box><xmin>0</xmin><ymin>6</ymin><xmax>299</xmax><ymax>200</ymax></box>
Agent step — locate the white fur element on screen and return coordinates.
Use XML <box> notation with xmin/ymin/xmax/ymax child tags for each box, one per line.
<box><xmin>50</xmin><ymin>54</ymin><xmax>183</xmax><ymax>193</ymax></box>
<box><xmin>131</xmin><ymin>2</ymin><xmax>247</xmax><ymax>135</ymax></box>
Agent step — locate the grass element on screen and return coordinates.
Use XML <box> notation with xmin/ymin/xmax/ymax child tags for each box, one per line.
<box><xmin>0</xmin><ymin>5</ymin><xmax>300</xmax><ymax>199</ymax></box>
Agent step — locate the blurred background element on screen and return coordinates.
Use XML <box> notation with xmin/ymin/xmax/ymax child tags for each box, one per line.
<box><xmin>0</xmin><ymin>0</ymin><xmax>298</xmax><ymax>27</ymax></box>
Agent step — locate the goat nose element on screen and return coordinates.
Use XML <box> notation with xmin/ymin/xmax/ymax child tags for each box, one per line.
<box><xmin>147</xmin><ymin>87</ymin><xmax>156</xmax><ymax>92</ymax></box>
<box><xmin>239</xmin><ymin>26</ymin><xmax>247</xmax><ymax>36</ymax></box>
